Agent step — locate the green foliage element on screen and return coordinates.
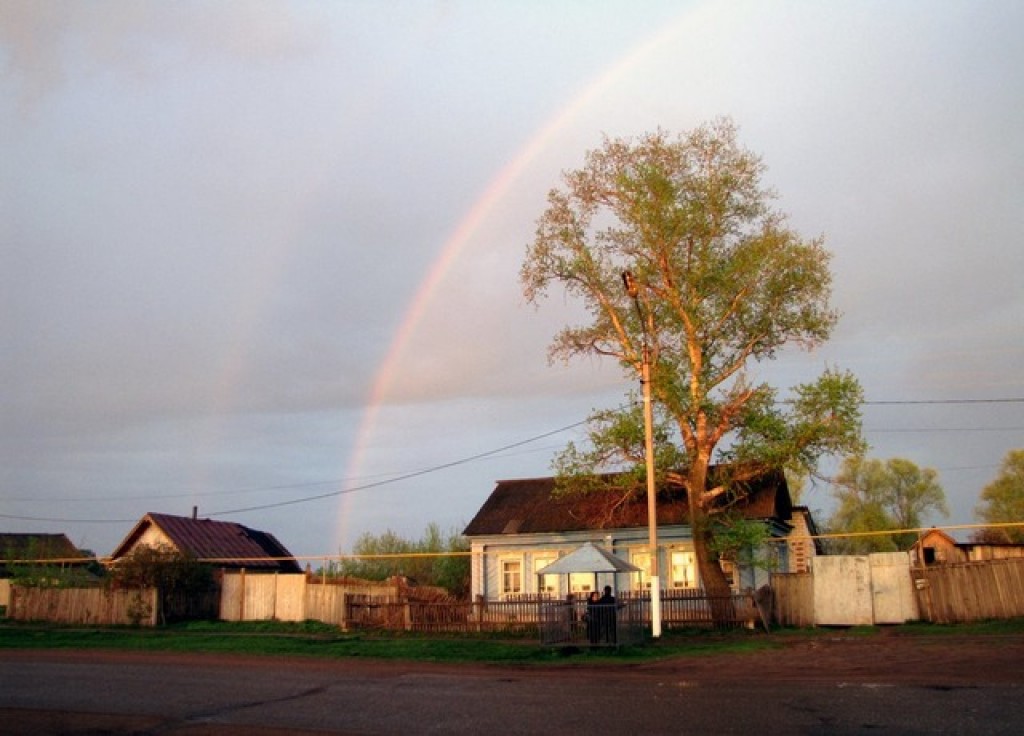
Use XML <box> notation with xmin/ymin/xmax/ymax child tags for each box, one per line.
<box><xmin>520</xmin><ymin>120</ymin><xmax>863</xmax><ymax>593</ymax></box>
<box><xmin>974</xmin><ymin>449</ymin><xmax>1024</xmax><ymax>542</ymax></box>
<box><xmin>331</xmin><ymin>523</ymin><xmax>470</xmax><ymax>598</ymax></box>
<box><xmin>828</xmin><ymin>456</ymin><xmax>949</xmax><ymax>553</ymax></box>
<box><xmin>707</xmin><ymin>516</ymin><xmax>776</xmax><ymax>571</ymax></box>
<box><xmin>108</xmin><ymin>546</ymin><xmax>214</xmax><ymax>595</ymax></box>
<box><xmin>1</xmin><ymin>540</ymin><xmax>101</xmax><ymax>589</ymax></box>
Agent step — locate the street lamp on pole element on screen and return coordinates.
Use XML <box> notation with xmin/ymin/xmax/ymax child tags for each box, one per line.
<box><xmin>622</xmin><ymin>271</ymin><xmax>662</xmax><ymax>638</ymax></box>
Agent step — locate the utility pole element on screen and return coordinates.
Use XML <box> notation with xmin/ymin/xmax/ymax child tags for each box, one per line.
<box><xmin>622</xmin><ymin>271</ymin><xmax>661</xmax><ymax>638</ymax></box>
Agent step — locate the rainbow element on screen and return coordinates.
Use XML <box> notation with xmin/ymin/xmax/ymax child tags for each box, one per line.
<box><xmin>333</xmin><ymin>4</ymin><xmax>713</xmax><ymax>549</ymax></box>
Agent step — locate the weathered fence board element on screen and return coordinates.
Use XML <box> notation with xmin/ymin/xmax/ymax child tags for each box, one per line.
<box><xmin>770</xmin><ymin>572</ymin><xmax>814</xmax><ymax>627</ymax></box>
<box><xmin>305</xmin><ymin>582</ymin><xmax>346</xmax><ymax>625</ymax></box>
<box><xmin>8</xmin><ymin>586</ymin><xmax>158</xmax><ymax>626</ymax></box>
<box><xmin>218</xmin><ymin>572</ymin><xmax>401</xmax><ymax>626</ymax></box>
<box><xmin>913</xmin><ymin>558</ymin><xmax>1024</xmax><ymax>623</ymax></box>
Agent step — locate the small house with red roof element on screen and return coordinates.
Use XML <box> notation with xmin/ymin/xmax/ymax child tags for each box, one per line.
<box><xmin>463</xmin><ymin>467</ymin><xmax>810</xmax><ymax>602</ymax></box>
<box><xmin>108</xmin><ymin>512</ymin><xmax>301</xmax><ymax>574</ymax></box>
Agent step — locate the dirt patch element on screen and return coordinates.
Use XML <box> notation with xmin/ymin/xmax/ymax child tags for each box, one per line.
<box><xmin>628</xmin><ymin>630</ymin><xmax>1024</xmax><ymax>685</ymax></box>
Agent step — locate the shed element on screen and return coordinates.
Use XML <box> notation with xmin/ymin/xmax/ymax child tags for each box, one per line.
<box><xmin>536</xmin><ymin>541</ymin><xmax>640</xmax><ymax>593</ymax></box>
<box><xmin>536</xmin><ymin>542</ymin><xmax>644</xmax><ymax>647</ymax></box>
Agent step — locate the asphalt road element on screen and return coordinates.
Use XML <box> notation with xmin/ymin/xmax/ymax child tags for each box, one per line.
<box><xmin>1</xmin><ymin>649</ymin><xmax>1021</xmax><ymax>735</ymax></box>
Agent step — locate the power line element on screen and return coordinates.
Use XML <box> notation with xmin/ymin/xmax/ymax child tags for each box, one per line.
<box><xmin>868</xmin><ymin>427</ymin><xmax>1024</xmax><ymax>433</ymax></box>
<box><xmin>0</xmin><ymin>417</ymin><xmax>590</xmax><ymax>524</ymax></box>
<box><xmin>2</xmin><ymin>442</ymin><xmax>567</xmax><ymax>505</ymax></box>
<box><xmin>865</xmin><ymin>398</ymin><xmax>1024</xmax><ymax>406</ymax></box>
<box><xmin>3</xmin><ymin>396</ymin><xmax>1020</xmax><ymax>523</ymax></box>
<box><xmin>207</xmin><ymin>418</ymin><xmax>589</xmax><ymax>518</ymax></box>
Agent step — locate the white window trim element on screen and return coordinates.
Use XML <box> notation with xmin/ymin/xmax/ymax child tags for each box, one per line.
<box><xmin>498</xmin><ymin>555</ymin><xmax>524</xmax><ymax>598</ymax></box>
<box><xmin>630</xmin><ymin>549</ymin><xmax>653</xmax><ymax>591</ymax></box>
<box><xmin>669</xmin><ymin>548</ymin><xmax>698</xmax><ymax>590</ymax></box>
<box><xmin>533</xmin><ymin>553</ymin><xmax>559</xmax><ymax>596</ymax></box>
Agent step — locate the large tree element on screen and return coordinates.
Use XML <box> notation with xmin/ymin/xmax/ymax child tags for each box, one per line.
<box><xmin>974</xmin><ymin>449</ymin><xmax>1024</xmax><ymax>543</ymax></box>
<box><xmin>521</xmin><ymin>120</ymin><xmax>863</xmax><ymax>598</ymax></box>
<box><xmin>827</xmin><ymin>456</ymin><xmax>948</xmax><ymax>553</ymax></box>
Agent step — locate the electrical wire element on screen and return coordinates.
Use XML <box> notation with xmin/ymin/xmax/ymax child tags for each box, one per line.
<box><xmin>0</xmin><ymin>417</ymin><xmax>590</xmax><ymax>523</ymax></box>
<box><xmin>2</xmin><ymin>396</ymin><xmax>1020</xmax><ymax>523</ymax></box>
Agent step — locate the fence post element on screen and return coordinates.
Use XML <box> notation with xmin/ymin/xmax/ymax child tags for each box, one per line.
<box><xmin>474</xmin><ymin>595</ymin><xmax>484</xmax><ymax>633</ymax></box>
<box><xmin>340</xmin><ymin>587</ymin><xmax>348</xmax><ymax>631</ymax></box>
<box><xmin>149</xmin><ymin>588</ymin><xmax>159</xmax><ymax>626</ymax></box>
<box><xmin>238</xmin><ymin>568</ymin><xmax>246</xmax><ymax>622</ymax></box>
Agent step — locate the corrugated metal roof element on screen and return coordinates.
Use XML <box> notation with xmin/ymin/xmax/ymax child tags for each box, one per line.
<box><xmin>111</xmin><ymin>514</ymin><xmax>301</xmax><ymax>572</ymax></box>
<box><xmin>463</xmin><ymin>466</ymin><xmax>790</xmax><ymax>537</ymax></box>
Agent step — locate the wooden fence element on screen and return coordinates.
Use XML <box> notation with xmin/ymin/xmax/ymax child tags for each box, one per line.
<box><xmin>769</xmin><ymin>572</ymin><xmax>814</xmax><ymax>628</ymax></box>
<box><xmin>621</xmin><ymin>589</ymin><xmax>760</xmax><ymax>629</ymax></box>
<box><xmin>913</xmin><ymin>558</ymin><xmax>1024</xmax><ymax>623</ymax></box>
<box><xmin>219</xmin><ymin>572</ymin><xmax>402</xmax><ymax>626</ymax></box>
<box><xmin>7</xmin><ymin>586</ymin><xmax>159</xmax><ymax>626</ymax></box>
<box><xmin>342</xmin><ymin>590</ymin><xmax>760</xmax><ymax>635</ymax></box>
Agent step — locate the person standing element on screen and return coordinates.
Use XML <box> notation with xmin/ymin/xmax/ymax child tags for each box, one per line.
<box><xmin>585</xmin><ymin>591</ymin><xmax>601</xmax><ymax>645</ymax></box>
<box><xmin>598</xmin><ymin>585</ymin><xmax>617</xmax><ymax>643</ymax></box>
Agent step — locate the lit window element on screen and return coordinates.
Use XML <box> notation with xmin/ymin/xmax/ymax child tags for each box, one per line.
<box><xmin>501</xmin><ymin>559</ymin><xmax>522</xmax><ymax>596</ymax></box>
<box><xmin>534</xmin><ymin>555</ymin><xmax>558</xmax><ymax>595</ymax></box>
<box><xmin>569</xmin><ymin>572</ymin><xmax>594</xmax><ymax>594</ymax></box>
<box><xmin>670</xmin><ymin>550</ymin><xmax>697</xmax><ymax>589</ymax></box>
<box><xmin>632</xmin><ymin>551</ymin><xmax>652</xmax><ymax>590</ymax></box>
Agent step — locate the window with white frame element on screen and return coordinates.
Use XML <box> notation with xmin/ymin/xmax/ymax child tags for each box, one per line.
<box><xmin>533</xmin><ymin>554</ymin><xmax>558</xmax><ymax>596</ymax></box>
<box><xmin>631</xmin><ymin>550</ymin><xmax>652</xmax><ymax>590</ymax></box>
<box><xmin>500</xmin><ymin>558</ymin><xmax>522</xmax><ymax>597</ymax></box>
<box><xmin>670</xmin><ymin>549</ymin><xmax>698</xmax><ymax>589</ymax></box>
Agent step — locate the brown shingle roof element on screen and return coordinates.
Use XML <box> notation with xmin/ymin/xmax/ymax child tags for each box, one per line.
<box><xmin>0</xmin><ymin>533</ymin><xmax>87</xmax><ymax>572</ymax></box>
<box><xmin>110</xmin><ymin>513</ymin><xmax>301</xmax><ymax>573</ymax></box>
<box><xmin>463</xmin><ymin>467</ymin><xmax>791</xmax><ymax>537</ymax></box>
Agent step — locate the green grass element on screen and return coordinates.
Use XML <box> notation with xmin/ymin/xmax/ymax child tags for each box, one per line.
<box><xmin>893</xmin><ymin>617</ymin><xmax>1024</xmax><ymax>636</ymax></box>
<box><xmin>0</xmin><ymin>620</ymin><xmax>785</xmax><ymax>665</ymax></box>
<box><xmin>3</xmin><ymin>618</ymin><xmax>1022</xmax><ymax>665</ymax></box>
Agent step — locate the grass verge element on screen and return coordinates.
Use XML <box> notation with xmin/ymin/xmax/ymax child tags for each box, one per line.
<box><xmin>0</xmin><ymin>620</ymin><xmax>783</xmax><ymax>665</ymax></box>
<box><xmin>2</xmin><ymin>618</ymin><xmax>1021</xmax><ymax>665</ymax></box>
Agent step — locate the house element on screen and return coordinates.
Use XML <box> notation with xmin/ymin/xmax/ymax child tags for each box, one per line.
<box><xmin>463</xmin><ymin>468</ymin><xmax>808</xmax><ymax>601</ymax></box>
<box><xmin>0</xmin><ymin>533</ymin><xmax>88</xmax><ymax>577</ymax></box>
<box><xmin>108</xmin><ymin>512</ymin><xmax>302</xmax><ymax>574</ymax></box>
<box><xmin>1</xmin><ymin>533</ymin><xmax>94</xmax><ymax>608</ymax></box>
<box><xmin>910</xmin><ymin>527</ymin><xmax>1024</xmax><ymax>566</ymax></box>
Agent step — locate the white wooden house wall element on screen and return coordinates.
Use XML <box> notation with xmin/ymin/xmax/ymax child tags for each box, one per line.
<box><xmin>470</xmin><ymin>525</ymin><xmax>703</xmax><ymax>601</ymax></box>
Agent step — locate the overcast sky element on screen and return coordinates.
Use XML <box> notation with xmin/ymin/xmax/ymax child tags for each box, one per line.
<box><xmin>2</xmin><ymin>1</ymin><xmax>1022</xmax><ymax>561</ymax></box>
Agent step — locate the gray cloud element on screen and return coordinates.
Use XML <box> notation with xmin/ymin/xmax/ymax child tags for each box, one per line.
<box><xmin>2</xmin><ymin>1</ymin><xmax>1021</xmax><ymax>556</ymax></box>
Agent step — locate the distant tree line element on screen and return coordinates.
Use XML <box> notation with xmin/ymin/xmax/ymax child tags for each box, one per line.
<box><xmin>823</xmin><ymin>449</ymin><xmax>1024</xmax><ymax>552</ymax></box>
<box><xmin>323</xmin><ymin>523</ymin><xmax>470</xmax><ymax>598</ymax></box>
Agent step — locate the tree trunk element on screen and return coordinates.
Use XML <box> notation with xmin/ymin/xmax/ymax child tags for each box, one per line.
<box><xmin>692</xmin><ymin>525</ymin><xmax>736</xmax><ymax>627</ymax></box>
<box><xmin>688</xmin><ymin>456</ymin><xmax>736</xmax><ymax>627</ymax></box>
